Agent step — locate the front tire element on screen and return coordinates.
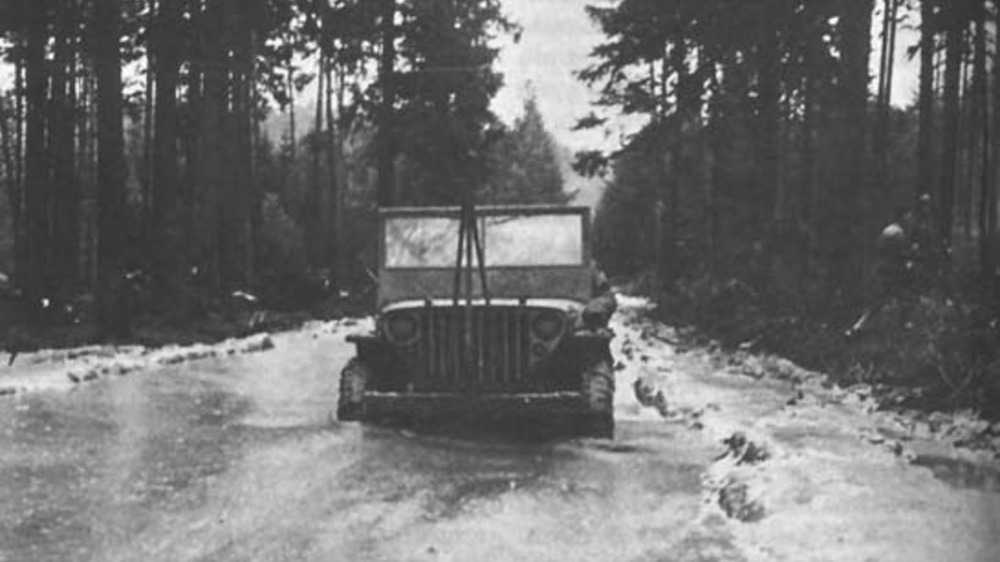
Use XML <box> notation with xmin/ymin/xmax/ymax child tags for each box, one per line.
<box><xmin>582</xmin><ymin>359</ymin><xmax>615</xmax><ymax>437</ymax></box>
<box><xmin>337</xmin><ymin>358</ymin><xmax>369</xmax><ymax>421</ymax></box>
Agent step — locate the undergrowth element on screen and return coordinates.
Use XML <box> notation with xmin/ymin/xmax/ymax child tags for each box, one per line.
<box><xmin>648</xmin><ymin>273</ymin><xmax>1000</xmax><ymax>420</ymax></box>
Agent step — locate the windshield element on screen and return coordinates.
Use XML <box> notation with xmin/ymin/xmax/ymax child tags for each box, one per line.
<box><xmin>384</xmin><ymin>213</ymin><xmax>584</xmax><ymax>268</ymax></box>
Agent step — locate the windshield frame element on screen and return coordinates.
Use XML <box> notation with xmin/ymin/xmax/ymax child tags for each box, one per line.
<box><xmin>379</xmin><ymin>205</ymin><xmax>591</xmax><ymax>271</ymax></box>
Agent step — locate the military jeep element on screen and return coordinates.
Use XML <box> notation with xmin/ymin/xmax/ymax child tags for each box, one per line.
<box><xmin>337</xmin><ymin>205</ymin><xmax>616</xmax><ymax>436</ymax></box>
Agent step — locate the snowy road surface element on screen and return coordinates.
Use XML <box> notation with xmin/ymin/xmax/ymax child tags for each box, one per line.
<box><xmin>1</xmin><ymin>298</ymin><xmax>998</xmax><ymax>562</ymax></box>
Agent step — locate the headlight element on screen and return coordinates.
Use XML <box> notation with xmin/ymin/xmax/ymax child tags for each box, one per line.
<box><xmin>531</xmin><ymin>311</ymin><xmax>565</xmax><ymax>341</ymax></box>
<box><xmin>386</xmin><ymin>313</ymin><xmax>419</xmax><ymax>344</ymax></box>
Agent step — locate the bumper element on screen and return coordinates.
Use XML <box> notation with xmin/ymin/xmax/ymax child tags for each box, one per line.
<box><xmin>340</xmin><ymin>390</ymin><xmax>593</xmax><ymax>421</ymax></box>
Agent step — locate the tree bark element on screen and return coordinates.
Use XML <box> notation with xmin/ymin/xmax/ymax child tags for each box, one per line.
<box><xmin>24</xmin><ymin>0</ymin><xmax>50</xmax><ymax>297</ymax></box>
<box><xmin>2</xmin><ymin>46</ymin><xmax>25</xmax><ymax>286</ymax></box>
<box><xmin>974</xmin><ymin>0</ymin><xmax>989</xmax><ymax>278</ymax></box>
<box><xmin>152</xmin><ymin>0</ymin><xmax>182</xmax><ymax>298</ymax></box>
<box><xmin>307</xmin><ymin>51</ymin><xmax>325</xmax><ymax>268</ymax></box>
<box><xmin>939</xmin><ymin>3</ymin><xmax>963</xmax><ymax>250</ymax></box>
<box><xmin>325</xmin><ymin>56</ymin><xmax>340</xmax><ymax>290</ymax></box>
<box><xmin>1</xmin><ymin>97</ymin><xmax>20</xmax><ymax>270</ymax></box>
<box><xmin>50</xmin><ymin>1</ymin><xmax>79</xmax><ymax>295</ymax></box>
<box><xmin>93</xmin><ymin>0</ymin><xmax>129</xmax><ymax>338</ymax></box>
<box><xmin>759</xmin><ymin>22</ymin><xmax>782</xmax><ymax>224</ymax></box>
<box><xmin>986</xmin><ymin>0</ymin><xmax>1000</xmax><ymax>280</ymax></box>
<box><xmin>233</xmin><ymin>7</ymin><xmax>255</xmax><ymax>288</ymax></box>
<box><xmin>918</xmin><ymin>0</ymin><xmax>936</xmax><ymax>199</ymax></box>
<box><xmin>874</xmin><ymin>0</ymin><xmax>898</xmax><ymax>210</ymax></box>
<box><xmin>831</xmin><ymin>0</ymin><xmax>874</xmax><ymax>299</ymax></box>
<box><xmin>197</xmin><ymin>0</ymin><xmax>226</xmax><ymax>290</ymax></box>
<box><xmin>286</xmin><ymin>64</ymin><xmax>296</xmax><ymax>161</ymax></box>
<box><xmin>377</xmin><ymin>0</ymin><xmax>396</xmax><ymax>207</ymax></box>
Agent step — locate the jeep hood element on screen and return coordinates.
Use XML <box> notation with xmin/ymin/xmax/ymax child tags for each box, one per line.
<box><xmin>377</xmin><ymin>267</ymin><xmax>593</xmax><ymax>309</ymax></box>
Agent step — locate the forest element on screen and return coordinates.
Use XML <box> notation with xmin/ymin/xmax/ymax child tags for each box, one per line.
<box><xmin>584</xmin><ymin>0</ymin><xmax>1000</xmax><ymax>417</ymax></box>
<box><xmin>0</xmin><ymin>0</ymin><xmax>564</xmax><ymax>340</ymax></box>
<box><xmin>0</xmin><ymin>0</ymin><xmax>998</xmax><ymax>417</ymax></box>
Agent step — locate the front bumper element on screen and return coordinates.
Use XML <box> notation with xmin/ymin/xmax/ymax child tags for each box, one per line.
<box><xmin>340</xmin><ymin>390</ymin><xmax>593</xmax><ymax>421</ymax></box>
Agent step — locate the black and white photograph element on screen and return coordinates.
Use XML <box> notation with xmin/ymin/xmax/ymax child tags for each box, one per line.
<box><xmin>0</xmin><ymin>0</ymin><xmax>998</xmax><ymax>560</ymax></box>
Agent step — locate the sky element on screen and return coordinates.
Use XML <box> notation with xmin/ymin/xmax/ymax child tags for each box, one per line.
<box><xmin>0</xmin><ymin>1</ymin><xmax>921</xmax><ymax>154</ymax></box>
<box><xmin>492</xmin><ymin>0</ymin><xmax>921</xmax><ymax>153</ymax></box>
<box><xmin>491</xmin><ymin>0</ymin><xmax>617</xmax><ymax>152</ymax></box>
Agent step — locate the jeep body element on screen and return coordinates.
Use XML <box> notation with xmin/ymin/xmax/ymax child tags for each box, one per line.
<box><xmin>338</xmin><ymin>205</ymin><xmax>615</xmax><ymax>434</ymax></box>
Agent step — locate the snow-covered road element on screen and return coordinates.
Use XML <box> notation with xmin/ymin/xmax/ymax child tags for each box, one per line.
<box><xmin>616</xmin><ymin>295</ymin><xmax>1000</xmax><ymax>562</ymax></box>
<box><xmin>0</xmin><ymin>297</ymin><xmax>997</xmax><ymax>561</ymax></box>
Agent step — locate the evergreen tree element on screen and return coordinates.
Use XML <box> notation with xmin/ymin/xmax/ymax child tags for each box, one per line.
<box><xmin>392</xmin><ymin>0</ymin><xmax>515</xmax><ymax>206</ymax></box>
<box><xmin>483</xmin><ymin>93</ymin><xmax>566</xmax><ymax>204</ymax></box>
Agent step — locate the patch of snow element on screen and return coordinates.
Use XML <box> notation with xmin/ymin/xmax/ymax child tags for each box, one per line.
<box><xmin>611</xmin><ymin>294</ymin><xmax>1000</xmax><ymax>562</ymax></box>
<box><xmin>0</xmin><ymin>317</ymin><xmax>373</xmax><ymax>398</ymax></box>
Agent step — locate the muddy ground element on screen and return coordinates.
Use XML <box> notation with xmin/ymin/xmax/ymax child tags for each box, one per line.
<box><xmin>0</xmin><ymin>296</ymin><xmax>998</xmax><ymax>561</ymax></box>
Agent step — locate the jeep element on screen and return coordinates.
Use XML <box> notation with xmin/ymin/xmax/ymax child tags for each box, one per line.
<box><xmin>337</xmin><ymin>205</ymin><xmax>616</xmax><ymax>436</ymax></box>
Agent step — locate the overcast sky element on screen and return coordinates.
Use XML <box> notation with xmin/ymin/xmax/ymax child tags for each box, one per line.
<box><xmin>491</xmin><ymin>0</ymin><xmax>617</xmax><ymax>151</ymax></box>
<box><xmin>492</xmin><ymin>0</ymin><xmax>920</xmax><ymax>152</ymax></box>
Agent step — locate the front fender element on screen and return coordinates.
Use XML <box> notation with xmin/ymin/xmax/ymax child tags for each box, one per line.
<box><xmin>564</xmin><ymin>328</ymin><xmax>615</xmax><ymax>365</ymax></box>
<box><xmin>344</xmin><ymin>334</ymin><xmax>396</xmax><ymax>388</ymax></box>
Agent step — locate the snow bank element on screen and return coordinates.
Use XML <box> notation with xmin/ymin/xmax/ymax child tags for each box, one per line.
<box><xmin>0</xmin><ymin>317</ymin><xmax>370</xmax><ymax>397</ymax></box>
<box><xmin>613</xmin><ymin>296</ymin><xmax>1000</xmax><ymax>562</ymax></box>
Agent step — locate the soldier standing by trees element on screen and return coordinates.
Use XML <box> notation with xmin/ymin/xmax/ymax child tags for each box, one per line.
<box><xmin>848</xmin><ymin>194</ymin><xmax>937</xmax><ymax>336</ymax></box>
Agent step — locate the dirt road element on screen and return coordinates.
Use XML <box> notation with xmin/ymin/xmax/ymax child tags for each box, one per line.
<box><xmin>1</xmin><ymin>298</ymin><xmax>998</xmax><ymax>562</ymax></box>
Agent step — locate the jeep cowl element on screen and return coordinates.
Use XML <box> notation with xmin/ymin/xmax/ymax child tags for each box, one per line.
<box><xmin>337</xmin><ymin>205</ymin><xmax>617</xmax><ymax>436</ymax></box>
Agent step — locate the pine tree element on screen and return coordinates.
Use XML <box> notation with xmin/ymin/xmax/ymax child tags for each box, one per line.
<box><xmin>484</xmin><ymin>94</ymin><xmax>566</xmax><ymax>204</ymax></box>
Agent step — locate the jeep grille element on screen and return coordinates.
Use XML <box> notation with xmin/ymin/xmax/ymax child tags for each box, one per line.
<box><xmin>392</xmin><ymin>306</ymin><xmax>539</xmax><ymax>392</ymax></box>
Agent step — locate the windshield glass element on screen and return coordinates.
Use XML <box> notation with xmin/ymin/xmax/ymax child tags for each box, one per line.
<box><xmin>384</xmin><ymin>213</ymin><xmax>584</xmax><ymax>268</ymax></box>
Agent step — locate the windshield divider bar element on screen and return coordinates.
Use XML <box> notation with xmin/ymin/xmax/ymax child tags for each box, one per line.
<box><xmin>452</xmin><ymin>211</ymin><xmax>466</xmax><ymax>307</ymax></box>
<box><xmin>471</xmin><ymin>213</ymin><xmax>490</xmax><ymax>305</ymax></box>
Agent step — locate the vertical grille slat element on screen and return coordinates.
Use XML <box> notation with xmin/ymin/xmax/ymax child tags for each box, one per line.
<box><xmin>511</xmin><ymin>308</ymin><xmax>524</xmax><ymax>382</ymax></box>
<box><xmin>476</xmin><ymin>309</ymin><xmax>485</xmax><ymax>383</ymax></box>
<box><xmin>502</xmin><ymin>309</ymin><xmax>510</xmax><ymax>385</ymax></box>
<box><xmin>451</xmin><ymin>312</ymin><xmax>460</xmax><ymax>386</ymax></box>
<box><xmin>423</xmin><ymin>306</ymin><xmax>432</xmax><ymax>385</ymax></box>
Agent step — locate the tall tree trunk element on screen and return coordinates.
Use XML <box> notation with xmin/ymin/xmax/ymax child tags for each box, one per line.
<box><xmin>803</xmin><ymin>61</ymin><xmax>819</xmax><ymax>229</ymax></box>
<box><xmin>217</xmin><ymin>0</ymin><xmax>238</xmax><ymax>289</ymax></box>
<box><xmin>183</xmin><ymin>16</ymin><xmax>205</xmax><ymax>291</ymax></box>
<box><xmin>986</xmin><ymin>0</ymin><xmax>1000</xmax><ymax>280</ymax></box>
<box><xmin>377</xmin><ymin>0</ymin><xmax>396</xmax><ymax>207</ymax></box>
<box><xmin>1</xmin><ymin>98</ymin><xmax>21</xmax><ymax>273</ymax></box>
<box><xmin>248</xmin><ymin>28</ymin><xmax>261</xmax><ymax>288</ymax></box>
<box><xmin>143</xmin><ymin>0</ymin><xmax>155</xmax><ymax>227</ymax></box>
<box><xmin>151</xmin><ymin>0</ymin><xmax>183</xmax><ymax>301</ymax></box>
<box><xmin>759</xmin><ymin>24</ymin><xmax>782</xmax><ymax>224</ymax></box>
<box><xmin>14</xmin><ymin>50</ymin><xmax>24</xmax><ymax>218</ymax></box>
<box><xmin>232</xmin><ymin>6</ymin><xmax>255</xmax><ymax>288</ymax></box>
<box><xmin>23</xmin><ymin>0</ymin><xmax>50</xmax><ymax>297</ymax></box>
<box><xmin>3</xmin><ymin>50</ymin><xmax>25</xmax><ymax>285</ymax></box>
<box><xmin>918</xmin><ymin>0</ymin><xmax>936</xmax><ymax>199</ymax></box>
<box><xmin>831</xmin><ymin>0</ymin><xmax>874</xmax><ymax>299</ymax></box>
<box><xmin>803</xmin><ymin>8</ymin><xmax>823</xmax><ymax>234</ymax></box>
<box><xmin>198</xmin><ymin>0</ymin><xmax>226</xmax><ymax>290</ymax></box>
<box><xmin>306</xmin><ymin>51</ymin><xmax>325</xmax><ymax>268</ymax></box>
<box><xmin>874</xmin><ymin>0</ymin><xmax>898</xmax><ymax>210</ymax></box>
<box><xmin>50</xmin><ymin>2</ymin><xmax>79</xmax><ymax>295</ymax></box>
<box><xmin>281</xmin><ymin>63</ymin><xmax>297</xmax><ymax>212</ymax></box>
<box><xmin>217</xmin><ymin>0</ymin><xmax>254</xmax><ymax>290</ymax></box>
<box><xmin>93</xmin><ymin>0</ymin><xmax>129</xmax><ymax>338</ymax></box>
<box><xmin>325</xmin><ymin>57</ymin><xmax>340</xmax><ymax>290</ymax></box>
<box><xmin>286</xmin><ymin>64</ymin><xmax>297</xmax><ymax>160</ymax></box>
<box><xmin>939</xmin><ymin>4</ymin><xmax>963</xmax><ymax>251</ymax></box>
<box><xmin>974</xmin><ymin>0</ymin><xmax>989</xmax><ymax>277</ymax></box>
<box><xmin>960</xmin><ymin>42</ymin><xmax>974</xmax><ymax>240</ymax></box>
